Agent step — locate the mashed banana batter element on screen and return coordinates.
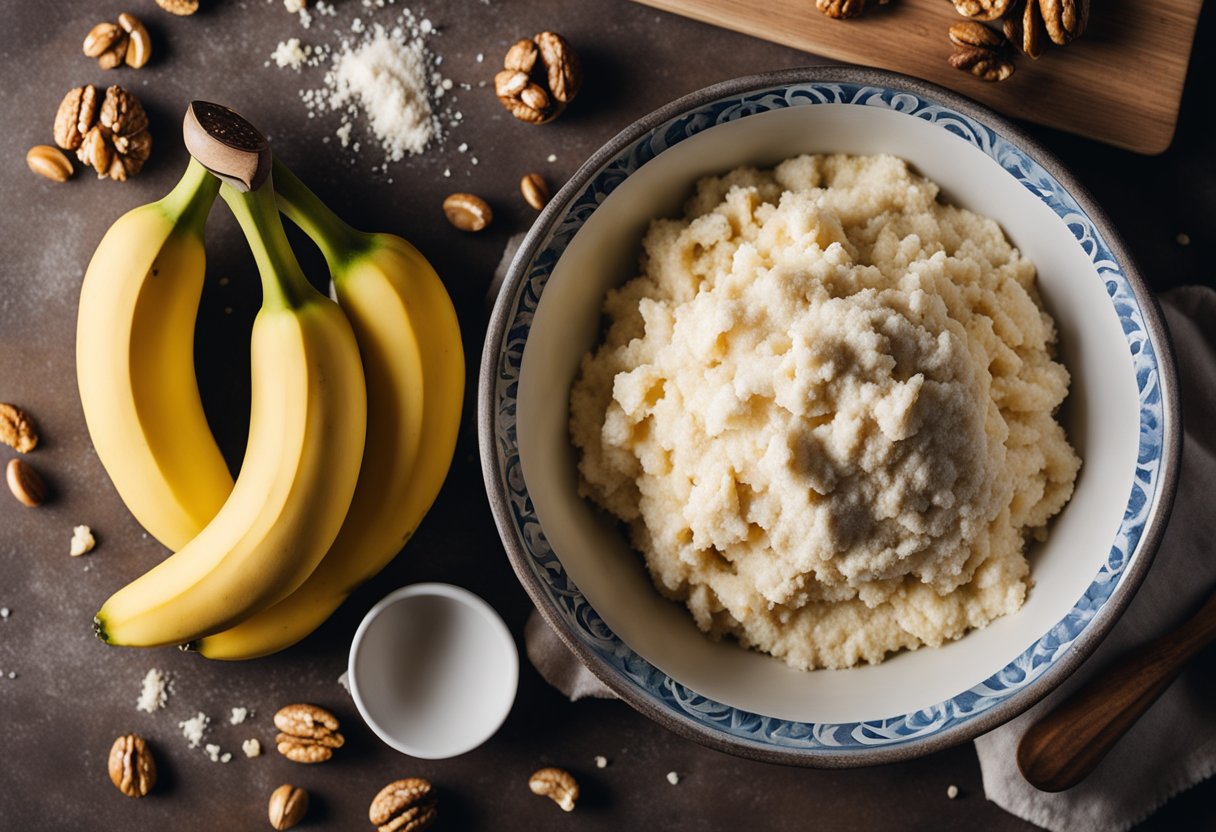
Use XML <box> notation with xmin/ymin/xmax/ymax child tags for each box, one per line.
<box><xmin>569</xmin><ymin>154</ymin><xmax>1080</xmax><ymax>670</ymax></box>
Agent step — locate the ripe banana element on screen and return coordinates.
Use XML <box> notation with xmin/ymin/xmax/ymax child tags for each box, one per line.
<box><xmin>94</xmin><ymin>175</ymin><xmax>367</xmax><ymax>647</ymax></box>
<box><xmin>193</xmin><ymin>159</ymin><xmax>463</xmax><ymax>659</ymax></box>
<box><xmin>76</xmin><ymin>157</ymin><xmax>234</xmax><ymax>551</ymax></box>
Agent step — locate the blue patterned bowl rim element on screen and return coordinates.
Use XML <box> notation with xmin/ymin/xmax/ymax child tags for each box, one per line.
<box><xmin>478</xmin><ymin>66</ymin><xmax>1181</xmax><ymax>767</ymax></box>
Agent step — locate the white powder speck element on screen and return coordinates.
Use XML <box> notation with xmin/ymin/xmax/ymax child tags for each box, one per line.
<box><xmin>136</xmin><ymin>668</ymin><xmax>170</xmax><ymax>713</ymax></box>
<box><xmin>443</xmin><ymin>168</ymin><xmax>450</xmax><ymax>177</ymax></box>
<box><xmin>7</xmin><ymin>671</ymin><xmax>16</xmax><ymax>680</ymax></box>
<box><xmin>475</xmin><ymin>52</ymin><xmax>484</xmax><ymax>62</ymax></box>
<box><xmin>70</xmin><ymin>525</ymin><xmax>95</xmax><ymax>557</ymax></box>
<box><xmin>230</xmin><ymin>707</ymin><xmax>250</xmax><ymax>725</ymax></box>
<box><xmin>666</xmin><ymin>771</ymin><xmax>680</xmax><ymax>785</ymax></box>
<box><xmin>947</xmin><ymin>784</ymin><xmax>959</xmax><ymax>799</ymax></box>
<box><xmin>594</xmin><ymin>755</ymin><xmax>608</xmax><ymax>768</ymax></box>
<box><xmin>242</xmin><ymin>738</ymin><xmax>262</xmax><ymax>758</ymax></box>
<box><xmin>220</xmin><ymin>752</ymin><xmax>232</xmax><ymax>763</ymax></box>
<box><xmin>336</xmin><ymin>122</ymin><xmax>353</xmax><ymax>148</ymax></box>
<box><xmin>180</xmin><ymin>712</ymin><xmax>210</xmax><ymax>748</ymax></box>
<box><xmin>420</xmin><ymin>18</ymin><xmax>432</xmax><ymax>33</ymax></box>
<box><xmin>204</xmin><ymin>743</ymin><xmax>222</xmax><ymax>762</ymax></box>
<box><xmin>272</xmin><ymin>38</ymin><xmax>313</xmax><ymax>70</ymax></box>
<box><xmin>547</xmin><ymin>154</ymin><xmax>557</xmax><ymax>163</ymax></box>
<box><xmin>470</xmin><ymin>156</ymin><xmax>478</xmax><ymax>165</ymax></box>
<box><xmin>0</xmin><ymin>608</ymin><xmax>9</xmax><ymax>619</ymax></box>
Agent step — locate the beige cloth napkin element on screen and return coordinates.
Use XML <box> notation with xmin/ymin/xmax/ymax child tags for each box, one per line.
<box><xmin>521</xmin><ymin>286</ymin><xmax>1216</xmax><ymax>830</ymax></box>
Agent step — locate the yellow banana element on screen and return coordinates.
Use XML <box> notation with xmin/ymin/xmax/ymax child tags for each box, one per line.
<box><xmin>94</xmin><ymin>175</ymin><xmax>367</xmax><ymax>647</ymax></box>
<box><xmin>76</xmin><ymin>158</ymin><xmax>233</xmax><ymax>551</ymax></box>
<box><xmin>193</xmin><ymin>160</ymin><xmax>463</xmax><ymax>659</ymax></box>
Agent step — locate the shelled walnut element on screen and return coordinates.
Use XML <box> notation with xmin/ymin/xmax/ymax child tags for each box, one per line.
<box><xmin>494</xmin><ymin>32</ymin><xmax>582</xmax><ymax>125</ymax></box>
<box><xmin>52</xmin><ymin>85</ymin><xmax>151</xmax><ymax>181</ymax></box>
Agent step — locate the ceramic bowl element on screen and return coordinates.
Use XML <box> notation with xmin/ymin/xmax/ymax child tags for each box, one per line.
<box><xmin>478</xmin><ymin>67</ymin><xmax>1180</xmax><ymax>766</ymax></box>
<box><xmin>348</xmin><ymin>583</ymin><xmax>518</xmax><ymax>759</ymax></box>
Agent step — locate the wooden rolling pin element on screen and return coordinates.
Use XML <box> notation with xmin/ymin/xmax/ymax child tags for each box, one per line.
<box><xmin>1017</xmin><ymin>590</ymin><xmax>1216</xmax><ymax>792</ymax></box>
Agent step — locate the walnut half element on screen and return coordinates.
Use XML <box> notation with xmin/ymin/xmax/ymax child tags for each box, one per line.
<box><xmin>495</xmin><ymin>32</ymin><xmax>582</xmax><ymax>125</ymax></box>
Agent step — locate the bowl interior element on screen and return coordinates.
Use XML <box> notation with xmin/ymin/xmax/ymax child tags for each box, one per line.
<box><xmin>349</xmin><ymin>583</ymin><xmax>519</xmax><ymax>758</ymax></box>
<box><xmin>514</xmin><ymin>101</ymin><xmax>1142</xmax><ymax>724</ymax></box>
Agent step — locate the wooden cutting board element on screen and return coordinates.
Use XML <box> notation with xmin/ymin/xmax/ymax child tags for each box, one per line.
<box><xmin>629</xmin><ymin>0</ymin><xmax>1203</xmax><ymax>154</ymax></box>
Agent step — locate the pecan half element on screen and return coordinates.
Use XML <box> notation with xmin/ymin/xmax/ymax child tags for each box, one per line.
<box><xmin>950</xmin><ymin>0</ymin><xmax>1013</xmax><ymax>21</ymax></box>
<box><xmin>269</xmin><ymin>784</ymin><xmax>309</xmax><ymax>830</ymax></box>
<box><xmin>108</xmin><ymin>734</ymin><xmax>156</xmax><ymax>798</ymax></box>
<box><xmin>1004</xmin><ymin>0</ymin><xmax>1046</xmax><ymax>58</ymax></box>
<box><xmin>369</xmin><ymin>778</ymin><xmax>438</xmax><ymax>832</ymax></box>
<box><xmin>274</xmin><ymin>703</ymin><xmax>345</xmax><ymax>763</ymax></box>
<box><xmin>949</xmin><ymin>46</ymin><xmax>1016</xmax><ymax>81</ymax></box>
<box><xmin>1039</xmin><ymin>0</ymin><xmax>1088</xmax><ymax>45</ymax></box>
<box><xmin>817</xmin><ymin>0</ymin><xmax>867</xmax><ymax>18</ymax></box>
<box><xmin>948</xmin><ymin>21</ymin><xmax>1006</xmax><ymax>49</ymax></box>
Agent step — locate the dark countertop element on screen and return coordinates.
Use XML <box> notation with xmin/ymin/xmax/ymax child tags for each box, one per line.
<box><xmin>2</xmin><ymin>1</ymin><xmax>1213</xmax><ymax>829</ymax></box>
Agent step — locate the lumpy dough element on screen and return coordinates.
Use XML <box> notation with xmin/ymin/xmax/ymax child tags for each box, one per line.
<box><xmin>569</xmin><ymin>154</ymin><xmax>1081</xmax><ymax>670</ymax></box>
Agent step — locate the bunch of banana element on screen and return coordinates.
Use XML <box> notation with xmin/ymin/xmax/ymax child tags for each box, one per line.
<box><xmin>80</xmin><ymin>102</ymin><xmax>463</xmax><ymax>654</ymax></box>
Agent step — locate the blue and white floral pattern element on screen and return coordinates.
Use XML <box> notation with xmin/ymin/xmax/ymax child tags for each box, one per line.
<box><xmin>490</xmin><ymin>83</ymin><xmax>1166</xmax><ymax>755</ymax></box>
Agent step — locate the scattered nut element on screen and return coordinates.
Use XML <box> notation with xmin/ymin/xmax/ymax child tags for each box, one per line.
<box><xmin>96</xmin><ymin>35</ymin><xmax>130</xmax><ymax>70</ymax></box>
<box><xmin>520</xmin><ymin>172</ymin><xmax>551</xmax><ymax>211</ymax></box>
<box><xmin>83</xmin><ymin>22</ymin><xmax>123</xmax><ymax>58</ymax></box>
<box><xmin>1004</xmin><ymin>0</ymin><xmax>1046</xmax><ymax>59</ymax></box>
<box><xmin>529</xmin><ymin>767</ymin><xmax>578</xmax><ymax>812</ymax></box>
<box><xmin>119</xmin><ymin>13</ymin><xmax>153</xmax><ymax>68</ymax></box>
<box><xmin>443</xmin><ymin>193</ymin><xmax>492</xmax><ymax>232</ymax></box>
<box><xmin>79</xmin><ymin>126</ymin><xmax>112</xmax><ymax>177</ymax></box>
<box><xmin>949</xmin><ymin>46</ymin><xmax>1016</xmax><ymax>81</ymax></box>
<box><xmin>816</xmin><ymin>0</ymin><xmax>867</xmax><ymax>19</ymax></box>
<box><xmin>54</xmin><ymin>85</ymin><xmax>151</xmax><ymax>181</ymax></box>
<box><xmin>274</xmin><ymin>703</ymin><xmax>344</xmax><ymax>763</ymax></box>
<box><xmin>495</xmin><ymin>32</ymin><xmax>581</xmax><ymax>124</ymax></box>
<box><xmin>1039</xmin><ymin>0</ymin><xmax>1088</xmax><ymax>45</ymax></box>
<box><xmin>951</xmin><ymin>0</ymin><xmax>1013</xmax><ymax>21</ymax></box>
<box><xmin>53</xmin><ymin>85</ymin><xmax>95</xmax><ymax>152</ymax></box>
<box><xmin>0</xmin><ymin>403</ymin><xmax>39</xmax><ymax>453</ymax></box>
<box><xmin>369</xmin><ymin>778</ymin><xmax>438</xmax><ymax>832</ymax></box>
<box><xmin>503</xmin><ymin>38</ymin><xmax>539</xmax><ymax>74</ymax></box>
<box><xmin>7</xmin><ymin>459</ymin><xmax>46</xmax><ymax>508</ymax></box>
<box><xmin>26</xmin><ymin>145</ymin><xmax>74</xmax><ymax>182</ymax></box>
<box><xmin>948</xmin><ymin>21</ymin><xmax>1006</xmax><ymax>49</ymax></box>
<box><xmin>155</xmin><ymin>0</ymin><xmax>200</xmax><ymax>15</ymax></box>
<box><xmin>269</xmin><ymin>784</ymin><xmax>309</xmax><ymax>830</ymax></box>
<box><xmin>108</xmin><ymin>733</ymin><xmax>156</xmax><ymax>798</ymax></box>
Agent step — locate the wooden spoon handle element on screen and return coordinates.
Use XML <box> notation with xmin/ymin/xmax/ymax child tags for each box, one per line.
<box><xmin>1017</xmin><ymin>590</ymin><xmax>1216</xmax><ymax>792</ymax></box>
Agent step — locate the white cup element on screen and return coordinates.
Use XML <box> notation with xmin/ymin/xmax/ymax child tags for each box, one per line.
<box><xmin>348</xmin><ymin>583</ymin><xmax>519</xmax><ymax>759</ymax></box>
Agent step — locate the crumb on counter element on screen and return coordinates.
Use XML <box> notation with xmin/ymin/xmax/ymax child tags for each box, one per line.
<box><xmin>1176</xmin><ymin>232</ymin><xmax>1191</xmax><ymax>246</ymax></box>
<box><xmin>70</xmin><ymin>525</ymin><xmax>95</xmax><ymax>557</ymax></box>
<box><xmin>947</xmin><ymin>784</ymin><xmax>960</xmax><ymax>799</ymax></box>
<box><xmin>594</xmin><ymin>755</ymin><xmax>608</xmax><ymax>769</ymax></box>
<box><xmin>179</xmin><ymin>712</ymin><xmax>210</xmax><ymax>748</ymax></box>
<box><xmin>242</xmin><ymin>738</ymin><xmax>262</xmax><ymax>758</ymax></box>
<box><xmin>230</xmin><ymin>706</ymin><xmax>250</xmax><ymax>725</ymax></box>
<box><xmin>136</xmin><ymin>668</ymin><xmax>170</xmax><ymax>713</ymax></box>
<box><xmin>666</xmin><ymin>771</ymin><xmax>680</xmax><ymax>785</ymax></box>
<box><xmin>0</xmin><ymin>607</ymin><xmax>9</xmax><ymax>619</ymax></box>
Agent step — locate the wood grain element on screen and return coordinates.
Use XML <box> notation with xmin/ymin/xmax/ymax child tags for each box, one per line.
<box><xmin>628</xmin><ymin>0</ymin><xmax>1204</xmax><ymax>153</ymax></box>
<box><xmin>1017</xmin><ymin>590</ymin><xmax>1216</xmax><ymax>792</ymax></box>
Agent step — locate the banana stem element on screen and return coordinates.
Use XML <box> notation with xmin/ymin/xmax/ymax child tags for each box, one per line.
<box><xmin>158</xmin><ymin>157</ymin><xmax>221</xmax><ymax>236</ymax></box>
<box><xmin>271</xmin><ymin>157</ymin><xmax>370</xmax><ymax>270</ymax></box>
<box><xmin>221</xmin><ymin>176</ymin><xmax>317</xmax><ymax>311</ymax></box>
